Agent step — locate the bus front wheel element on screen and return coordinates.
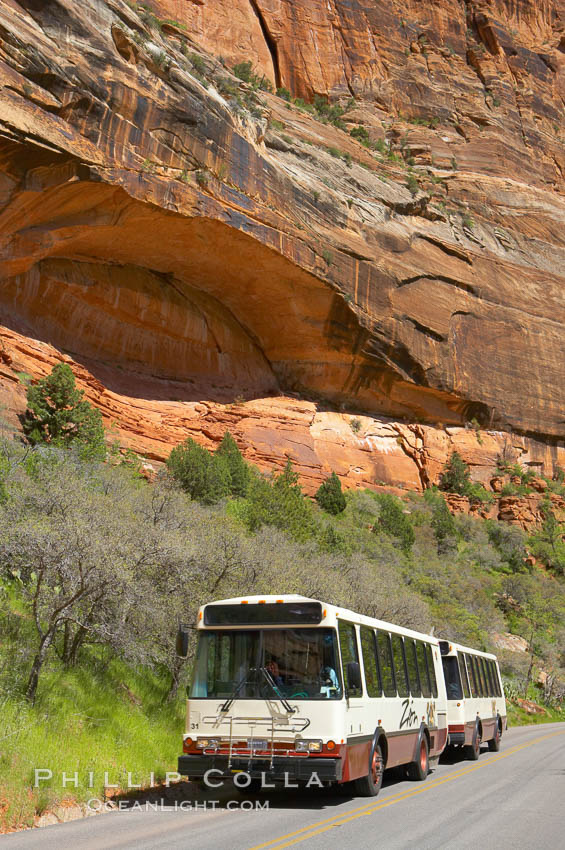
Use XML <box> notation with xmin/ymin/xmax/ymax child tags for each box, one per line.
<box><xmin>465</xmin><ymin>729</ymin><xmax>481</xmax><ymax>761</ymax></box>
<box><xmin>407</xmin><ymin>735</ymin><xmax>429</xmax><ymax>781</ymax></box>
<box><xmin>353</xmin><ymin>742</ymin><xmax>384</xmax><ymax>797</ymax></box>
<box><xmin>488</xmin><ymin>724</ymin><xmax>501</xmax><ymax>752</ymax></box>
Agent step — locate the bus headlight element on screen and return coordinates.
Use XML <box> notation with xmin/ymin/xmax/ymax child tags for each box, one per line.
<box><xmin>295</xmin><ymin>739</ymin><xmax>323</xmax><ymax>753</ymax></box>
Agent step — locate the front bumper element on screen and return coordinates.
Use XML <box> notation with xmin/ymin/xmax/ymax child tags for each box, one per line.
<box><xmin>447</xmin><ymin>732</ymin><xmax>465</xmax><ymax>746</ymax></box>
<box><xmin>178</xmin><ymin>754</ymin><xmax>342</xmax><ymax>784</ymax></box>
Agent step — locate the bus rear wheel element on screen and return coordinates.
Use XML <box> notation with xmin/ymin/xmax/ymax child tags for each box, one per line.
<box><xmin>488</xmin><ymin>724</ymin><xmax>501</xmax><ymax>752</ymax></box>
<box><xmin>353</xmin><ymin>742</ymin><xmax>384</xmax><ymax>797</ymax></box>
<box><xmin>407</xmin><ymin>735</ymin><xmax>429</xmax><ymax>781</ymax></box>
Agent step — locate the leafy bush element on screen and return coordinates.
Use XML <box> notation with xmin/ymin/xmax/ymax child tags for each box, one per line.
<box><xmin>350</xmin><ymin>417</ymin><xmax>362</xmax><ymax>434</ymax></box>
<box><xmin>167</xmin><ymin>437</ymin><xmax>230</xmax><ymax>504</ymax></box>
<box><xmin>406</xmin><ymin>173</ymin><xmax>419</xmax><ymax>196</ymax></box>
<box><xmin>349</xmin><ymin>125</ymin><xmax>370</xmax><ymax>146</ymax></box>
<box><xmin>485</xmin><ymin>520</ymin><xmax>528</xmax><ymax>573</ymax></box>
<box><xmin>313</xmin><ymin>95</ymin><xmax>346</xmax><ymax>129</ymax></box>
<box><xmin>528</xmin><ymin>504</ymin><xmax>565</xmax><ymax>576</ymax></box>
<box><xmin>430</xmin><ymin>493</ymin><xmax>458</xmax><ymax>553</ymax></box>
<box><xmin>241</xmin><ymin>460</ymin><xmax>316</xmax><ymax>542</ymax></box>
<box><xmin>189</xmin><ymin>52</ymin><xmax>206</xmax><ymax>74</ymax></box>
<box><xmin>232</xmin><ymin>60</ymin><xmax>272</xmax><ymax>91</ymax></box>
<box><xmin>315</xmin><ymin>472</ymin><xmax>346</xmax><ymax>515</ymax></box>
<box><xmin>373</xmin><ymin>493</ymin><xmax>415</xmax><ymax>553</ymax></box>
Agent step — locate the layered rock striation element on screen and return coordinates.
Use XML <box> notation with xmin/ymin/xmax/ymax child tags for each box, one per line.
<box><xmin>0</xmin><ymin>0</ymin><xmax>564</xmax><ymax>489</ymax></box>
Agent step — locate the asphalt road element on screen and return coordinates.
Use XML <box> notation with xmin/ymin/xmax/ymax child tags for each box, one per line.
<box><xmin>2</xmin><ymin>723</ymin><xmax>564</xmax><ymax>850</ymax></box>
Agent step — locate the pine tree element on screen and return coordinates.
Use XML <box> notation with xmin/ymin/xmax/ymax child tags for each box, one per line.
<box><xmin>23</xmin><ymin>363</ymin><xmax>105</xmax><ymax>459</ymax></box>
<box><xmin>215</xmin><ymin>431</ymin><xmax>250</xmax><ymax>497</ymax></box>
<box><xmin>315</xmin><ymin>472</ymin><xmax>346</xmax><ymax>515</ymax></box>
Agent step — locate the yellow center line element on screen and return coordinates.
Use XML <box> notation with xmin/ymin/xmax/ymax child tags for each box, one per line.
<box><xmin>248</xmin><ymin>729</ymin><xmax>565</xmax><ymax>850</ymax></box>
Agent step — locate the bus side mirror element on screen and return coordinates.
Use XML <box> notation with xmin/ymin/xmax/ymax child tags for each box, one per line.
<box><xmin>347</xmin><ymin>661</ymin><xmax>362</xmax><ymax>691</ymax></box>
<box><xmin>176</xmin><ymin>625</ymin><xmax>190</xmax><ymax>658</ymax></box>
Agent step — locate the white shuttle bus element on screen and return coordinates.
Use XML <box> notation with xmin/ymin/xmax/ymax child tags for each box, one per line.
<box><xmin>177</xmin><ymin>595</ymin><xmax>448</xmax><ymax>796</ymax></box>
<box><xmin>439</xmin><ymin>640</ymin><xmax>507</xmax><ymax>759</ymax></box>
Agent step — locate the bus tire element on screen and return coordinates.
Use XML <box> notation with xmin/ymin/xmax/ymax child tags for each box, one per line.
<box><xmin>407</xmin><ymin>734</ymin><xmax>429</xmax><ymax>781</ymax></box>
<box><xmin>353</xmin><ymin>741</ymin><xmax>384</xmax><ymax>797</ymax></box>
<box><xmin>465</xmin><ymin>726</ymin><xmax>481</xmax><ymax>761</ymax></box>
<box><xmin>488</xmin><ymin>722</ymin><xmax>501</xmax><ymax>752</ymax></box>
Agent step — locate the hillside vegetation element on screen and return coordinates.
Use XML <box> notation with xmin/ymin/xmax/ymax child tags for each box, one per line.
<box><xmin>0</xmin><ymin>367</ymin><xmax>564</xmax><ymax>830</ymax></box>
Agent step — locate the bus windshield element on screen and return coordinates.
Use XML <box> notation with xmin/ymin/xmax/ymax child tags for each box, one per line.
<box><xmin>190</xmin><ymin>628</ymin><xmax>342</xmax><ymax>700</ymax></box>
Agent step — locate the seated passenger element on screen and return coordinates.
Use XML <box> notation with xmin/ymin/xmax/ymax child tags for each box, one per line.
<box><xmin>320</xmin><ymin>665</ymin><xmax>339</xmax><ymax>697</ymax></box>
<box><xmin>265</xmin><ymin>658</ymin><xmax>285</xmax><ymax>688</ymax></box>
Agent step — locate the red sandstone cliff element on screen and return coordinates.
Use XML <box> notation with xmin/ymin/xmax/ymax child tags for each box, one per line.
<box><xmin>0</xmin><ymin>0</ymin><xmax>564</xmax><ymax>493</ymax></box>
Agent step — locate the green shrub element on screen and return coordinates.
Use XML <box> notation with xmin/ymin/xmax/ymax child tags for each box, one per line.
<box><xmin>189</xmin><ymin>52</ymin><xmax>206</xmax><ymax>74</ymax></box>
<box><xmin>528</xmin><ymin>504</ymin><xmax>565</xmax><ymax>576</ymax></box>
<box><xmin>313</xmin><ymin>95</ymin><xmax>346</xmax><ymax>129</ymax></box>
<box><xmin>430</xmin><ymin>493</ymin><xmax>458</xmax><ymax>552</ymax></box>
<box><xmin>315</xmin><ymin>472</ymin><xmax>346</xmax><ymax>515</ymax></box>
<box><xmin>276</xmin><ymin>86</ymin><xmax>291</xmax><ymax>101</ymax></box>
<box><xmin>242</xmin><ymin>460</ymin><xmax>316</xmax><ymax>541</ymax></box>
<box><xmin>373</xmin><ymin>493</ymin><xmax>415</xmax><ymax>553</ymax></box>
<box><xmin>350</xmin><ymin>126</ymin><xmax>370</xmax><ymax>146</ymax></box>
<box><xmin>232</xmin><ymin>61</ymin><xmax>273</xmax><ymax>91</ymax></box>
<box><xmin>439</xmin><ymin>451</ymin><xmax>471</xmax><ymax>495</ymax></box>
<box><xmin>406</xmin><ymin>174</ymin><xmax>419</xmax><ymax>195</ymax></box>
<box><xmin>167</xmin><ymin>437</ymin><xmax>230</xmax><ymax>504</ymax></box>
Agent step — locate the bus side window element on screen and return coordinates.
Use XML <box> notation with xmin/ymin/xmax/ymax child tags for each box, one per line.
<box><xmin>377</xmin><ymin>631</ymin><xmax>397</xmax><ymax>697</ymax></box>
<box><xmin>391</xmin><ymin>633</ymin><xmax>409</xmax><ymax>698</ymax></box>
<box><xmin>417</xmin><ymin>641</ymin><xmax>431</xmax><ymax>698</ymax></box>
<box><xmin>476</xmin><ymin>656</ymin><xmax>487</xmax><ymax>697</ymax></box>
<box><xmin>458</xmin><ymin>653</ymin><xmax>471</xmax><ymax>699</ymax></box>
<box><xmin>493</xmin><ymin>661</ymin><xmax>503</xmax><ymax>698</ymax></box>
<box><xmin>484</xmin><ymin>658</ymin><xmax>494</xmax><ymax>697</ymax></box>
<box><xmin>405</xmin><ymin>639</ymin><xmax>421</xmax><ymax>698</ymax></box>
<box><xmin>338</xmin><ymin>621</ymin><xmax>362</xmax><ymax>697</ymax></box>
<box><xmin>484</xmin><ymin>659</ymin><xmax>491</xmax><ymax>697</ymax></box>
<box><xmin>492</xmin><ymin>661</ymin><xmax>500</xmax><ymax>697</ymax></box>
<box><xmin>360</xmin><ymin>626</ymin><xmax>381</xmax><ymax>697</ymax></box>
<box><xmin>481</xmin><ymin>658</ymin><xmax>490</xmax><ymax>697</ymax></box>
<box><xmin>426</xmin><ymin>644</ymin><xmax>438</xmax><ymax>697</ymax></box>
<box><xmin>466</xmin><ymin>654</ymin><xmax>478</xmax><ymax>697</ymax></box>
<box><xmin>472</xmin><ymin>656</ymin><xmax>483</xmax><ymax>696</ymax></box>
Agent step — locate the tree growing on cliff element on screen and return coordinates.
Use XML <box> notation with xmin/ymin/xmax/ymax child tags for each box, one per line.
<box><xmin>22</xmin><ymin>363</ymin><xmax>105</xmax><ymax>459</ymax></box>
<box><xmin>439</xmin><ymin>451</ymin><xmax>472</xmax><ymax>495</ymax></box>
<box><xmin>373</xmin><ymin>493</ymin><xmax>415</xmax><ymax>554</ymax></box>
<box><xmin>315</xmin><ymin>472</ymin><xmax>346</xmax><ymax>515</ymax></box>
